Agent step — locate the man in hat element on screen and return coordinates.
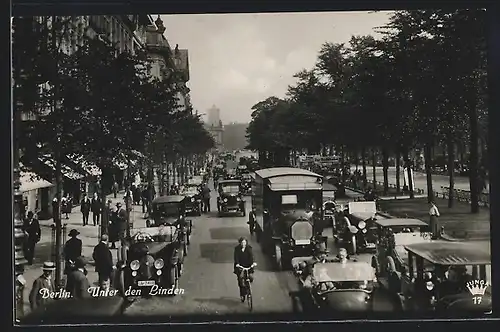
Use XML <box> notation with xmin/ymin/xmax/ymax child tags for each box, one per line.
<box><xmin>65</xmin><ymin>256</ymin><xmax>91</xmax><ymax>299</ymax></box>
<box><xmin>80</xmin><ymin>193</ymin><xmax>91</xmax><ymax>226</ymax></box>
<box><xmin>29</xmin><ymin>262</ymin><xmax>55</xmax><ymax>311</ymax></box>
<box><xmin>93</xmin><ymin>234</ymin><xmax>115</xmax><ymax>286</ymax></box>
<box><xmin>23</xmin><ymin>211</ymin><xmax>41</xmax><ymax>265</ymax></box>
<box><xmin>115</xmin><ymin>202</ymin><xmax>128</xmax><ymax>244</ymax></box>
<box><xmin>305</xmin><ymin>242</ymin><xmax>336</xmax><ymax>267</ymax></box>
<box><xmin>90</xmin><ymin>193</ymin><xmax>101</xmax><ymax>226</ymax></box>
<box><xmin>64</xmin><ymin>229</ymin><xmax>82</xmax><ymax>274</ymax></box>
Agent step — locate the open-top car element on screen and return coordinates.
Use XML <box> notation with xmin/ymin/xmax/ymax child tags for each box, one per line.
<box><xmin>290</xmin><ymin>259</ymin><xmax>376</xmax><ymax>313</ymax></box>
<box><xmin>146</xmin><ymin>196</ymin><xmax>193</xmax><ymax>247</ymax></box>
<box><xmin>180</xmin><ymin>186</ymin><xmax>202</xmax><ymax>216</ymax></box>
<box><xmin>217</xmin><ymin>179</ymin><xmax>246</xmax><ymax>216</ymax></box>
<box><xmin>225</xmin><ymin>168</ymin><xmax>238</xmax><ymax>180</ymax></box>
<box><xmin>397</xmin><ymin>241</ymin><xmax>491</xmax><ymax>314</ymax></box>
<box><xmin>116</xmin><ymin>225</ymin><xmax>184</xmax><ymax>300</ymax></box>
<box><xmin>371</xmin><ymin>218</ymin><xmax>432</xmax><ymax>289</ymax></box>
<box><xmin>334</xmin><ymin>201</ymin><xmax>378</xmax><ymax>255</ymax></box>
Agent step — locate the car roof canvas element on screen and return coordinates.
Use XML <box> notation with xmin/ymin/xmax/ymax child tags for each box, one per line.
<box><xmin>405</xmin><ymin>241</ymin><xmax>491</xmax><ymax>265</ymax></box>
<box><xmin>375</xmin><ymin>218</ymin><xmax>428</xmax><ymax>227</ymax></box>
<box><xmin>255</xmin><ymin>167</ymin><xmax>321</xmax><ymax>179</ymax></box>
<box><xmin>152</xmin><ymin>195</ymin><xmax>184</xmax><ymax>204</ymax></box>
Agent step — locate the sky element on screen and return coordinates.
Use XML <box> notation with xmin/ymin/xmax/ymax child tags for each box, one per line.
<box><xmin>159</xmin><ymin>11</ymin><xmax>393</xmax><ymax>124</ymax></box>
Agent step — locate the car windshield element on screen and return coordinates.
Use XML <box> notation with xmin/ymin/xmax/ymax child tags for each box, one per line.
<box><xmin>221</xmin><ymin>185</ymin><xmax>240</xmax><ymax>193</ymax></box>
<box><xmin>154</xmin><ymin>203</ymin><xmax>180</xmax><ymax>217</ymax></box>
<box><xmin>317</xmin><ymin>281</ymin><xmax>373</xmax><ymax>292</ymax></box>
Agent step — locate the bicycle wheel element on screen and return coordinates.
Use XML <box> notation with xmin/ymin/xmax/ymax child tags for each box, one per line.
<box><xmin>246</xmin><ymin>282</ymin><xmax>253</xmax><ymax>311</ymax></box>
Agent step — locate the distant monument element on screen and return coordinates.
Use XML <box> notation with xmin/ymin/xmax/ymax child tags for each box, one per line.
<box><xmin>205</xmin><ymin>105</ymin><xmax>224</xmax><ymax>150</ymax></box>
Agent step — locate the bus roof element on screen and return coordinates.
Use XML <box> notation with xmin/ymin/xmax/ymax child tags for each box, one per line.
<box><xmin>254</xmin><ymin>167</ymin><xmax>321</xmax><ymax>180</ymax></box>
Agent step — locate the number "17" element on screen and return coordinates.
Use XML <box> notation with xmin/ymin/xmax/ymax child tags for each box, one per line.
<box><xmin>473</xmin><ymin>296</ymin><xmax>482</xmax><ymax>305</ymax></box>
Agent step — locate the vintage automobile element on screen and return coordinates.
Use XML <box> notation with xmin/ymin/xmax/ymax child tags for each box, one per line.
<box><xmin>187</xmin><ymin>175</ymin><xmax>204</xmax><ymax>188</ymax></box>
<box><xmin>213</xmin><ymin>164</ymin><xmax>226</xmax><ymax>179</ymax></box>
<box><xmin>370</xmin><ymin>218</ymin><xmax>432</xmax><ymax>285</ymax></box>
<box><xmin>116</xmin><ymin>225</ymin><xmax>185</xmax><ymax>300</ymax></box>
<box><xmin>217</xmin><ymin>179</ymin><xmax>246</xmax><ymax>216</ymax></box>
<box><xmin>180</xmin><ymin>186</ymin><xmax>202</xmax><ymax>216</ymax></box>
<box><xmin>236</xmin><ymin>164</ymin><xmax>249</xmax><ymax>176</ymax></box>
<box><xmin>225</xmin><ymin>168</ymin><xmax>238</xmax><ymax>180</ymax></box>
<box><xmin>20</xmin><ymin>296</ymin><xmax>125</xmax><ymax>324</ymax></box>
<box><xmin>322</xmin><ymin>200</ymin><xmax>336</xmax><ymax>228</ymax></box>
<box><xmin>240</xmin><ymin>173</ymin><xmax>253</xmax><ymax>194</ymax></box>
<box><xmin>396</xmin><ymin>241</ymin><xmax>491</xmax><ymax>314</ymax></box>
<box><xmin>334</xmin><ymin>201</ymin><xmax>378</xmax><ymax>255</ymax></box>
<box><xmin>290</xmin><ymin>258</ymin><xmax>376</xmax><ymax>313</ymax></box>
<box><xmin>252</xmin><ymin>167</ymin><xmax>326</xmax><ymax>270</ymax></box>
<box><xmin>146</xmin><ymin>196</ymin><xmax>193</xmax><ymax>247</ymax></box>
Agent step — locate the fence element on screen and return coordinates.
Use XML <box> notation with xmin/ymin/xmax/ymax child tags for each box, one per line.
<box><xmin>345</xmin><ymin>179</ymin><xmax>489</xmax><ymax>207</ymax></box>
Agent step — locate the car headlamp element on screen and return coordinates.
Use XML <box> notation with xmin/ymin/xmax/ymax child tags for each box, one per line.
<box><xmin>131</xmin><ymin>271</ymin><xmax>138</xmax><ymax>277</ymax></box>
<box><xmin>362</xmin><ymin>228</ymin><xmax>367</xmax><ymax>234</ymax></box>
<box><xmin>348</xmin><ymin>225</ymin><xmax>359</xmax><ymax>234</ymax></box>
<box><xmin>154</xmin><ymin>258</ymin><xmax>164</xmax><ymax>269</ymax></box>
<box><xmin>426</xmin><ymin>281</ymin><xmax>434</xmax><ymax>291</ymax></box>
<box><xmin>191</xmin><ymin>198</ymin><xmax>195</xmax><ymax>202</ymax></box>
<box><xmin>224</xmin><ymin>198</ymin><xmax>228</xmax><ymax>202</ymax></box>
<box><xmin>130</xmin><ymin>260</ymin><xmax>140</xmax><ymax>271</ymax></box>
<box><xmin>358</xmin><ymin>221</ymin><xmax>366</xmax><ymax>229</ymax></box>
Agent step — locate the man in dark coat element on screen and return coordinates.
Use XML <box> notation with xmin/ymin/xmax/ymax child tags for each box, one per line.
<box><xmin>52</xmin><ymin>197</ymin><xmax>59</xmax><ymax>223</ymax></box>
<box><xmin>116</xmin><ymin>202</ymin><xmax>128</xmax><ymax>245</ymax></box>
<box><xmin>65</xmin><ymin>256</ymin><xmax>91</xmax><ymax>299</ymax></box>
<box><xmin>93</xmin><ymin>234</ymin><xmax>115</xmax><ymax>285</ymax></box>
<box><xmin>29</xmin><ymin>262</ymin><xmax>55</xmax><ymax>311</ymax></box>
<box><xmin>202</xmin><ymin>184</ymin><xmax>211</xmax><ymax>213</ymax></box>
<box><xmin>91</xmin><ymin>193</ymin><xmax>101</xmax><ymax>226</ymax></box>
<box><xmin>233</xmin><ymin>237</ymin><xmax>256</xmax><ymax>302</ymax></box>
<box><xmin>80</xmin><ymin>193</ymin><xmax>91</xmax><ymax>226</ymax></box>
<box><xmin>141</xmin><ymin>186</ymin><xmax>148</xmax><ymax>213</ymax></box>
<box><xmin>23</xmin><ymin>211</ymin><xmax>41</xmax><ymax>265</ymax></box>
<box><xmin>64</xmin><ymin>229</ymin><xmax>82</xmax><ymax>274</ymax></box>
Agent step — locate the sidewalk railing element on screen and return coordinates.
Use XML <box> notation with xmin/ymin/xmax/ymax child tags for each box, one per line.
<box><xmin>439</xmin><ymin>186</ymin><xmax>490</xmax><ymax>207</ymax></box>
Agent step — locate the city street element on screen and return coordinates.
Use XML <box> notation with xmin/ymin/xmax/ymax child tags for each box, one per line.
<box><xmin>351</xmin><ymin>165</ymin><xmax>489</xmax><ymax>194</ymax></box>
<box><xmin>123</xmin><ymin>182</ymin><xmax>397</xmax><ymax>317</ymax></box>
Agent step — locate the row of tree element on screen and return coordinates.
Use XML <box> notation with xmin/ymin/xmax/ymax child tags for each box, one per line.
<box><xmin>13</xmin><ymin>16</ymin><xmax>214</xmax><ymax>282</ymax></box>
<box><xmin>246</xmin><ymin>9</ymin><xmax>488</xmax><ymax>213</ymax></box>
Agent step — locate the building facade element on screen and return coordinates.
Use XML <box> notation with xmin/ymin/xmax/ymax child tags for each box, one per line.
<box><xmin>205</xmin><ymin>105</ymin><xmax>224</xmax><ymax>151</ymax></box>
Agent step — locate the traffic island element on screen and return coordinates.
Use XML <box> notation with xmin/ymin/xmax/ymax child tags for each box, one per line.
<box><xmin>377</xmin><ymin>197</ymin><xmax>490</xmax><ymax>241</ymax></box>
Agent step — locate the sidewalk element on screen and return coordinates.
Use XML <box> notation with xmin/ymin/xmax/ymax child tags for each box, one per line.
<box><xmin>22</xmin><ymin>190</ymin><xmax>145</xmax><ymax>316</ymax></box>
<box><xmin>377</xmin><ymin>197</ymin><xmax>490</xmax><ymax>241</ymax></box>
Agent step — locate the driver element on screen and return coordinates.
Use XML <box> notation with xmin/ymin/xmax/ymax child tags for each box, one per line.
<box><xmin>233</xmin><ymin>237</ymin><xmax>256</xmax><ymax>302</ymax></box>
<box><xmin>305</xmin><ymin>242</ymin><xmax>336</xmax><ymax>268</ymax></box>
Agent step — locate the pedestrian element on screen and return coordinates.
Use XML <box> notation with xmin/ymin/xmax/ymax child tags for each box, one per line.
<box><xmin>112</xmin><ymin>180</ymin><xmax>119</xmax><ymax>198</ymax></box>
<box><xmin>91</xmin><ymin>193</ymin><xmax>101</xmax><ymax>226</ymax></box>
<box><xmin>62</xmin><ymin>193</ymin><xmax>72</xmax><ymax>219</ymax></box>
<box><xmin>65</xmin><ymin>256</ymin><xmax>90</xmax><ymax>299</ymax></box>
<box><xmin>52</xmin><ymin>197</ymin><xmax>59</xmax><ymax>223</ymax></box>
<box><xmin>115</xmin><ymin>202</ymin><xmax>128</xmax><ymax>245</ymax></box>
<box><xmin>22</xmin><ymin>196</ymin><xmax>29</xmax><ymax>219</ymax></box>
<box><xmin>141</xmin><ymin>186</ymin><xmax>148</xmax><ymax>213</ymax></box>
<box><xmin>133</xmin><ymin>184</ymin><xmax>141</xmax><ymax>205</ymax></box>
<box><xmin>64</xmin><ymin>229</ymin><xmax>82</xmax><ymax>274</ymax></box>
<box><xmin>92</xmin><ymin>234</ymin><xmax>115</xmax><ymax>286</ymax></box>
<box><xmin>29</xmin><ymin>262</ymin><xmax>55</xmax><ymax>311</ymax></box>
<box><xmin>80</xmin><ymin>193</ymin><xmax>91</xmax><ymax>226</ymax></box>
<box><xmin>429</xmin><ymin>200</ymin><xmax>441</xmax><ymax>239</ymax></box>
<box><xmin>124</xmin><ymin>189</ymin><xmax>133</xmax><ymax>212</ymax></box>
<box><xmin>202</xmin><ymin>183</ymin><xmax>211</xmax><ymax>213</ymax></box>
<box><xmin>23</xmin><ymin>211</ymin><xmax>41</xmax><ymax>265</ymax></box>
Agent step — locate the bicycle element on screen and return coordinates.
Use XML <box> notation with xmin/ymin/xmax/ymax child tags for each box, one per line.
<box><xmin>238</xmin><ymin>264</ymin><xmax>256</xmax><ymax>311</ymax></box>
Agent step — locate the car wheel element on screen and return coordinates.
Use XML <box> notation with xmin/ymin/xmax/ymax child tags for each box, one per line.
<box><xmin>275</xmin><ymin>244</ymin><xmax>283</xmax><ymax>270</ymax></box>
<box><xmin>116</xmin><ymin>269</ymin><xmax>126</xmax><ymax>297</ymax></box>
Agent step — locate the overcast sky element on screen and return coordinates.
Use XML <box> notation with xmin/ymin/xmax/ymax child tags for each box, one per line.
<box><xmin>159</xmin><ymin>11</ymin><xmax>392</xmax><ymax>124</ymax></box>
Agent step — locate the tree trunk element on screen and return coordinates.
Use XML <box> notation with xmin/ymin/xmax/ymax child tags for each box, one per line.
<box><xmin>371</xmin><ymin>148</ymin><xmax>377</xmax><ymax>190</ymax></box>
<box><xmin>361</xmin><ymin>146</ymin><xmax>367</xmax><ymax>188</ymax></box>
<box><xmin>424</xmin><ymin>143</ymin><xmax>434</xmax><ymax>203</ymax></box>
<box><xmin>340</xmin><ymin>145</ymin><xmax>346</xmax><ymax>183</ymax></box>
<box><xmin>469</xmin><ymin>96</ymin><xmax>480</xmax><ymax>213</ymax></box>
<box><xmin>54</xmin><ymin>154</ymin><xmax>63</xmax><ymax>288</ymax></box>
<box><xmin>382</xmin><ymin>147</ymin><xmax>389</xmax><ymax>195</ymax></box>
<box><xmin>447</xmin><ymin>137</ymin><xmax>455</xmax><ymax>208</ymax></box>
<box><xmin>99</xmin><ymin>164</ymin><xmax>108</xmax><ymax>240</ymax></box>
<box><xmin>395</xmin><ymin>150</ymin><xmax>401</xmax><ymax>194</ymax></box>
<box><xmin>159</xmin><ymin>155</ymin><xmax>165</xmax><ymax>196</ymax></box>
<box><xmin>148</xmin><ymin>164</ymin><xmax>154</xmax><ymax>216</ymax></box>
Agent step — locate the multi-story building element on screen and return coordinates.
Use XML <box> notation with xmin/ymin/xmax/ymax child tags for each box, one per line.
<box><xmin>14</xmin><ymin>15</ymin><xmax>155</xmax><ymax>218</ymax></box>
<box><xmin>205</xmin><ymin>105</ymin><xmax>224</xmax><ymax>151</ymax></box>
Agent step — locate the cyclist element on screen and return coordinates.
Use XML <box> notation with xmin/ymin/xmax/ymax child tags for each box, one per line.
<box><xmin>234</xmin><ymin>236</ymin><xmax>256</xmax><ymax>302</ymax></box>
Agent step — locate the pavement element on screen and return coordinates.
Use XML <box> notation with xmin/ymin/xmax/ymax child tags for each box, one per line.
<box><xmin>351</xmin><ymin>165</ymin><xmax>489</xmax><ymax>194</ymax></box>
<box><xmin>22</xmin><ymin>190</ymin><xmax>145</xmax><ymax>316</ymax></box>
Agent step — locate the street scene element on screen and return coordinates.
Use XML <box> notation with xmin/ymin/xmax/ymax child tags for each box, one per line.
<box><xmin>12</xmin><ymin>10</ymin><xmax>492</xmax><ymax>325</ymax></box>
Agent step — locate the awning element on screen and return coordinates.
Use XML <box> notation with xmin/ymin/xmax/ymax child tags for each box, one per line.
<box><xmin>20</xmin><ymin>171</ymin><xmax>54</xmax><ymax>192</ymax></box>
<box><xmin>67</xmin><ymin>154</ymin><xmax>102</xmax><ymax>176</ymax></box>
<box><xmin>39</xmin><ymin>156</ymin><xmax>85</xmax><ymax>180</ymax></box>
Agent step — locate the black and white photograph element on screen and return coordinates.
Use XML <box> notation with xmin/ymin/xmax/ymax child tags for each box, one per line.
<box><xmin>12</xmin><ymin>8</ymin><xmax>493</xmax><ymax>325</ymax></box>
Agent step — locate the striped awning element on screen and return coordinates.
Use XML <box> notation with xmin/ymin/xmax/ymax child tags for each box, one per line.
<box><xmin>39</xmin><ymin>156</ymin><xmax>85</xmax><ymax>180</ymax></box>
<box><xmin>67</xmin><ymin>154</ymin><xmax>102</xmax><ymax>176</ymax></box>
<box><xmin>19</xmin><ymin>171</ymin><xmax>54</xmax><ymax>192</ymax></box>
